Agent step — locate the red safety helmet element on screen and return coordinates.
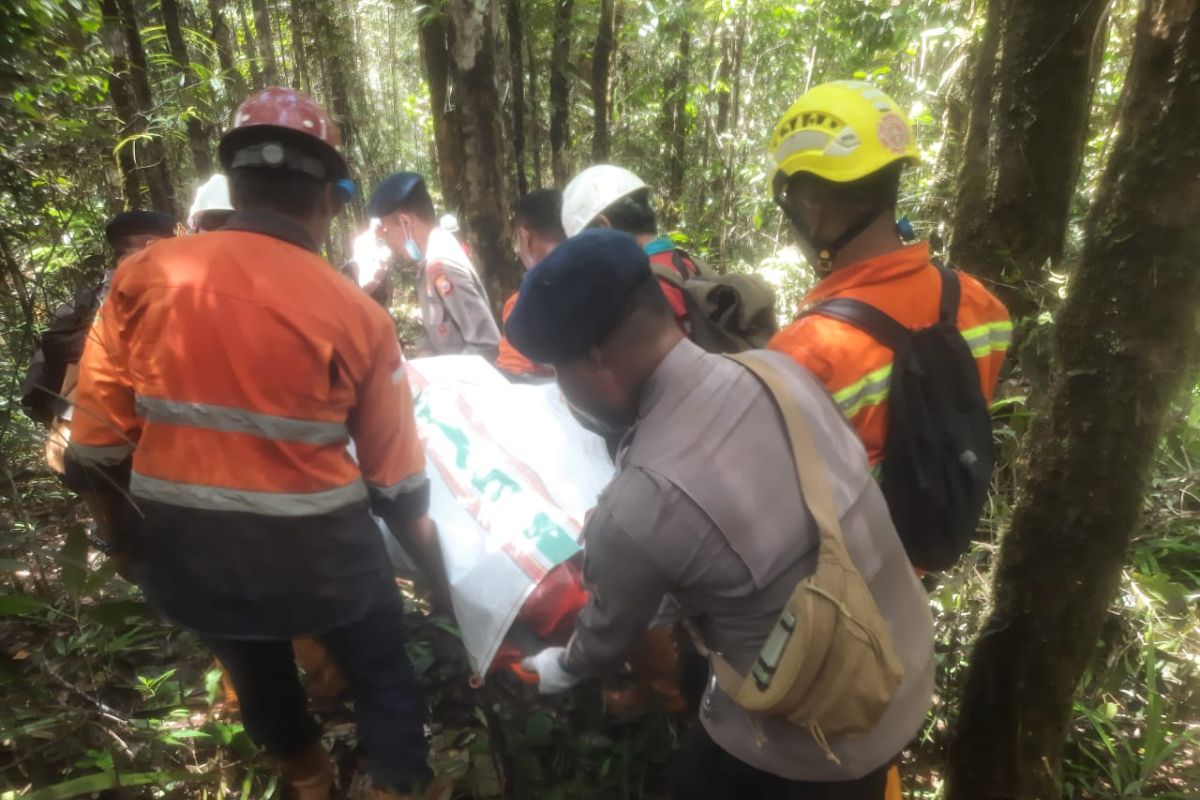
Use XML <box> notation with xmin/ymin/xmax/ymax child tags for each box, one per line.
<box><xmin>218</xmin><ymin>87</ymin><xmax>348</xmax><ymax>180</ymax></box>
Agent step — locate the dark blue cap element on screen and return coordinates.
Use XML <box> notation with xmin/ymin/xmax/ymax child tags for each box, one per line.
<box><xmin>507</xmin><ymin>228</ymin><xmax>652</xmax><ymax>365</ymax></box>
<box><xmin>367</xmin><ymin>172</ymin><xmax>425</xmax><ymax>217</ymax></box>
<box><xmin>104</xmin><ymin>210</ymin><xmax>176</xmax><ymax>244</ymax></box>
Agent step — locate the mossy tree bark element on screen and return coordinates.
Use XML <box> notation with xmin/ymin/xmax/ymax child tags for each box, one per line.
<box><xmin>948</xmin><ymin>0</ymin><xmax>1107</xmax><ymax>315</ymax></box>
<box><xmin>946</xmin><ymin>2</ymin><xmax>1200</xmax><ymax>796</ymax></box>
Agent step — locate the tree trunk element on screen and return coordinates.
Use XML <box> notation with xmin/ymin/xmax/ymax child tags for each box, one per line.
<box><xmin>445</xmin><ymin>0</ymin><xmax>521</xmax><ymax>307</ymax></box>
<box><xmin>161</xmin><ymin>0</ymin><xmax>214</xmax><ymax>178</ymax></box>
<box><xmin>505</xmin><ymin>0</ymin><xmax>528</xmax><ymax>196</ymax></box>
<box><xmin>251</xmin><ymin>0</ymin><xmax>279</xmax><ymax>85</ymax></box>
<box><xmin>237</xmin><ymin>2</ymin><xmax>263</xmax><ymax>89</ymax></box>
<box><xmin>660</xmin><ymin>22</ymin><xmax>691</xmax><ymax>222</ymax></box>
<box><xmin>418</xmin><ymin>5</ymin><xmax>464</xmax><ymax>211</ymax></box>
<box><xmin>948</xmin><ymin>0</ymin><xmax>1107</xmax><ymax>314</ymax></box>
<box><xmin>946</xmin><ymin>2</ymin><xmax>1200</xmax><ymax>797</ymax></box>
<box><xmin>309</xmin><ymin>0</ymin><xmax>356</xmax><ymax>153</ymax></box>
<box><xmin>99</xmin><ymin>0</ymin><xmax>145</xmax><ymax>207</ymax></box>
<box><xmin>114</xmin><ymin>0</ymin><xmax>176</xmax><ymax>215</ymax></box>
<box><xmin>208</xmin><ymin>0</ymin><xmax>246</xmax><ymax>104</ymax></box>
<box><xmin>527</xmin><ymin>35</ymin><xmax>543</xmax><ymax>187</ymax></box>
<box><xmin>549</xmin><ymin>0</ymin><xmax>573</xmax><ymax>185</ymax></box>
<box><xmin>591</xmin><ymin>0</ymin><xmax>615</xmax><ymax>161</ymax></box>
<box><xmin>290</xmin><ymin>0</ymin><xmax>310</xmax><ymax>92</ymax></box>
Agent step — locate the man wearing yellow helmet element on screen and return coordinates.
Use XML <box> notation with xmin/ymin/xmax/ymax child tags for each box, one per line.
<box><xmin>768</xmin><ymin>80</ymin><xmax>1011</xmax><ymax>470</ymax></box>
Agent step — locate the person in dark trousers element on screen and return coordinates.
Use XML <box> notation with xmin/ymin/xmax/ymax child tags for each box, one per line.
<box><xmin>21</xmin><ymin>210</ymin><xmax>176</xmax><ymax>476</ymax></box>
<box><xmin>67</xmin><ymin>88</ymin><xmax>447</xmax><ymax>800</ymax></box>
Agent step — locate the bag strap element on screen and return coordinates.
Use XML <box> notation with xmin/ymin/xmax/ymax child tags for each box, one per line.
<box><xmin>726</xmin><ymin>353</ymin><xmax>852</xmax><ymax>559</ymax></box>
<box><xmin>934</xmin><ymin>262</ymin><xmax>961</xmax><ymax>325</ymax></box>
<box><xmin>696</xmin><ymin>353</ymin><xmax>855</xmax><ymax>692</ymax></box>
<box><xmin>807</xmin><ymin>298</ymin><xmax>911</xmax><ymax>351</ymax></box>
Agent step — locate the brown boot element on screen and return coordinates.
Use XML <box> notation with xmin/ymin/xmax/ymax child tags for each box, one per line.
<box><xmin>282</xmin><ymin>740</ymin><xmax>334</xmax><ymax>800</ymax></box>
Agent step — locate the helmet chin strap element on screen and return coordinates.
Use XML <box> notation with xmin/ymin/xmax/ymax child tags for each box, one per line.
<box><xmin>786</xmin><ymin>200</ymin><xmax>888</xmax><ymax>277</ymax></box>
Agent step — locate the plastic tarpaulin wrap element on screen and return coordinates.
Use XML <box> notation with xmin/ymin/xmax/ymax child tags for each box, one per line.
<box><xmin>405</xmin><ymin>356</ymin><xmax>613</xmax><ymax>676</ymax></box>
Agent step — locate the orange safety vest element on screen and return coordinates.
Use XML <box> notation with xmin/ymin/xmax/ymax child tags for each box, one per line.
<box><xmin>769</xmin><ymin>243</ymin><xmax>1011</xmax><ymax>466</ymax></box>
<box><xmin>496</xmin><ymin>291</ymin><xmax>553</xmax><ymax>379</ymax></box>
<box><xmin>71</xmin><ymin>222</ymin><xmax>425</xmax><ymax>513</ymax></box>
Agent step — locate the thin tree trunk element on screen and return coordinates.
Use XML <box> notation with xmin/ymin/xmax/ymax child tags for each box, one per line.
<box><xmin>161</xmin><ymin>0</ymin><xmax>214</xmax><ymax>177</ymax></box>
<box><xmin>946</xmin><ymin>1</ymin><xmax>1200</xmax><ymax>796</ymax></box>
<box><xmin>115</xmin><ymin>0</ymin><xmax>175</xmax><ymax>215</ymax></box>
<box><xmin>208</xmin><ymin>0</ymin><xmax>246</xmax><ymax>104</ymax></box>
<box><xmin>527</xmin><ymin>35</ymin><xmax>543</xmax><ymax>187</ymax></box>
<box><xmin>591</xmin><ymin>0</ymin><xmax>615</xmax><ymax>161</ymax></box>
<box><xmin>949</xmin><ymin>0</ymin><xmax>1107</xmax><ymax>314</ymax></box>
<box><xmin>418</xmin><ymin>5</ymin><xmax>464</xmax><ymax>211</ymax></box>
<box><xmin>505</xmin><ymin>0</ymin><xmax>528</xmax><ymax>196</ymax></box>
<box><xmin>251</xmin><ymin>0</ymin><xmax>278</xmax><ymax>85</ymax></box>
<box><xmin>549</xmin><ymin>0</ymin><xmax>573</xmax><ymax>185</ymax></box>
<box><xmin>290</xmin><ymin>0</ymin><xmax>309</xmax><ymax>92</ymax></box>
<box><xmin>237</xmin><ymin>2</ymin><xmax>263</xmax><ymax>89</ymax></box>
<box><xmin>309</xmin><ymin>0</ymin><xmax>356</xmax><ymax>152</ymax></box>
<box><xmin>99</xmin><ymin>0</ymin><xmax>145</xmax><ymax>207</ymax></box>
<box><xmin>445</xmin><ymin>0</ymin><xmax>521</xmax><ymax>308</ymax></box>
<box><xmin>660</xmin><ymin>22</ymin><xmax>691</xmax><ymax>221</ymax></box>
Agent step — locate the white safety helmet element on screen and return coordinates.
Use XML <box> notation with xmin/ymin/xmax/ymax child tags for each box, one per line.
<box><xmin>439</xmin><ymin>213</ymin><xmax>460</xmax><ymax>233</ymax></box>
<box><xmin>560</xmin><ymin>165</ymin><xmax>648</xmax><ymax>237</ymax></box>
<box><xmin>187</xmin><ymin>174</ymin><xmax>234</xmax><ymax>231</ymax></box>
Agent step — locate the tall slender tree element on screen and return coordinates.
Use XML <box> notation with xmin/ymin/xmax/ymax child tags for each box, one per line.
<box><xmin>237</xmin><ymin>1</ymin><xmax>263</xmax><ymax>89</ymax></box>
<box><xmin>505</xmin><ymin>0</ymin><xmax>528</xmax><ymax>196</ymax></box>
<box><xmin>591</xmin><ymin>0</ymin><xmax>615</xmax><ymax>161</ymax></box>
<box><xmin>527</xmin><ymin>35</ymin><xmax>544</xmax><ymax>187</ymax></box>
<box><xmin>161</xmin><ymin>0</ymin><xmax>214</xmax><ymax>178</ymax></box>
<box><xmin>949</xmin><ymin>0</ymin><xmax>1107</xmax><ymax>313</ymax></box>
<box><xmin>250</xmin><ymin>0</ymin><xmax>279</xmax><ymax>85</ymax></box>
<box><xmin>660</xmin><ymin>22</ymin><xmax>691</xmax><ymax>221</ymax></box>
<box><xmin>113</xmin><ymin>0</ymin><xmax>175</xmax><ymax>214</ymax></box>
<box><xmin>444</xmin><ymin>0</ymin><xmax>521</xmax><ymax>305</ymax></box>
<box><xmin>946</xmin><ymin>1</ymin><xmax>1200</xmax><ymax>796</ymax></box>
<box><xmin>98</xmin><ymin>0</ymin><xmax>144</xmax><ymax>207</ymax></box>
<box><xmin>418</xmin><ymin>5</ymin><xmax>464</xmax><ymax>210</ymax></box>
<box><xmin>549</xmin><ymin>0</ymin><xmax>573</xmax><ymax>185</ymax></box>
<box><xmin>289</xmin><ymin>0</ymin><xmax>310</xmax><ymax>92</ymax></box>
<box><xmin>207</xmin><ymin>0</ymin><xmax>246</xmax><ymax>105</ymax></box>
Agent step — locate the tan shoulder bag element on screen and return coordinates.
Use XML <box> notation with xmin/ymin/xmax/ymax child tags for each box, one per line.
<box><xmin>706</xmin><ymin>353</ymin><xmax>905</xmax><ymax>754</ymax></box>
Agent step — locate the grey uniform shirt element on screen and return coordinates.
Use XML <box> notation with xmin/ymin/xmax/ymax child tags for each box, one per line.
<box><xmin>564</xmin><ymin>339</ymin><xmax>934</xmax><ymax>781</ymax></box>
<box><xmin>416</xmin><ymin>227</ymin><xmax>501</xmax><ymax>360</ymax></box>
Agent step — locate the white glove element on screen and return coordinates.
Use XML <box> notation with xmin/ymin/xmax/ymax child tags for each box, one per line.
<box><xmin>521</xmin><ymin>647</ymin><xmax>582</xmax><ymax>695</ymax></box>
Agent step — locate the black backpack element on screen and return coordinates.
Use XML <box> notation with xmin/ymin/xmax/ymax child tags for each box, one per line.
<box><xmin>807</xmin><ymin>264</ymin><xmax>993</xmax><ymax>571</ymax></box>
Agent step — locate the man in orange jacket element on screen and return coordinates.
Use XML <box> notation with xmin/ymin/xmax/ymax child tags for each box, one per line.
<box><xmin>496</xmin><ymin>189</ymin><xmax>564</xmax><ymax>381</ymax></box>
<box><xmin>67</xmin><ymin>88</ymin><xmax>443</xmax><ymax>800</ymax></box>
<box><xmin>767</xmin><ymin>81</ymin><xmax>1011</xmax><ymax>469</ymax></box>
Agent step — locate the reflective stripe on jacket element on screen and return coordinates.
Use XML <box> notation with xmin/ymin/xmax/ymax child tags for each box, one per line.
<box><xmin>769</xmin><ymin>243</ymin><xmax>1011</xmax><ymax>465</ymax></box>
<box><xmin>71</xmin><ymin>212</ymin><xmax>426</xmax><ymax>524</ymax></box>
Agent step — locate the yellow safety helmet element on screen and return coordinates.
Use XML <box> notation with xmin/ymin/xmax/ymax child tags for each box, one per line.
<box><xmin>768</xmin><ymin>80</ymin><xmax>918</xmax><ymax>197</ymax></box>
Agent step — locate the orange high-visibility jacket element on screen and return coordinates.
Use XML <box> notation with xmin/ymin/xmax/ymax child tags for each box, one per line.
<box><xmin>496</xmin><ymin>291</ymin><xmax>552</xmax><ymax>379</ymax></box>
<box><xmin>769</xmin><ymin>243</ymin><xmax>1011</xmax><ymax>466</ymax></box>
<box><xmin>69</xmin><ymin>212</ymin><xmax>427</xmax><ymax>635</ymax></box>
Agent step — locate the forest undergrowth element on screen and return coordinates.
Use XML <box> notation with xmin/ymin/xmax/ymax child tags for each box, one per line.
<box><xmin>1</xmin><ymin>372</ymin><xmax>1197</xmax><ymax>800</ymax></box>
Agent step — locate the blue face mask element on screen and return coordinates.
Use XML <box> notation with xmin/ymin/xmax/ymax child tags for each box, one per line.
<box><xmin>404</xmin><ymin>238</ymin><xmax>422</xmax><ymax>261</ymax></box>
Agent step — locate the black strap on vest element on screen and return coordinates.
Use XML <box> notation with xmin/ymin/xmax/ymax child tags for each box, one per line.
<box><xmin>806</xmin><ymin>264</ymin><xmax>961</xmax><ymax>349</ymax></box>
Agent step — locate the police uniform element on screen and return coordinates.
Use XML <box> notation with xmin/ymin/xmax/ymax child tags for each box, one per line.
<box><xmin>508</xmin><ymin>230</ymin><xmax>932</xmax><ymax>798</ymax></box>
<box><xmin>417</xmin><ymin>225</ymin><xmax>501</xmax><ymax>360</ymax></box>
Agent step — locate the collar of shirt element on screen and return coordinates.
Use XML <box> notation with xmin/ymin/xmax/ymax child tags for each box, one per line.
<box><xmin>803</xmin><ymin>241</ymin><xmax>931</xmax><ymax>306</ymax></box>
<box><xmin>643</xmin><ymin>236</ymin><xmax>676</xmax><ymax>257</ymax></box>
<box><xmin>221</xmin><ymin>210</ymin><xmax>319</xmax><ymax>253</ymax></box>
<box><xmin>636</xmin><ymin>337</ymin><xmax>708</xmax><ymax>421</ymax></box>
